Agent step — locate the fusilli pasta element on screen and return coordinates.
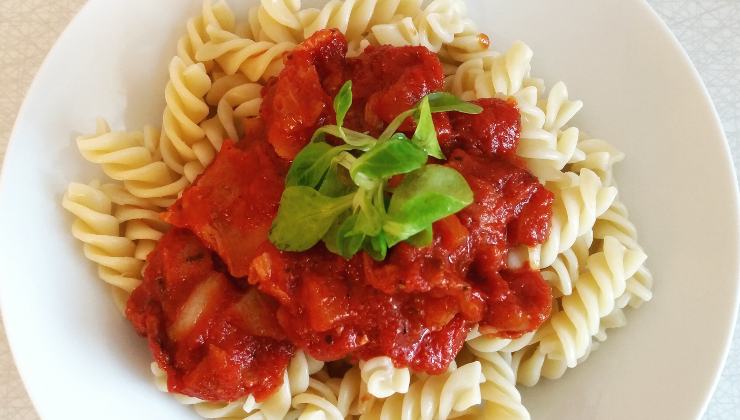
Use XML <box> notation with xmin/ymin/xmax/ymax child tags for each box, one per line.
<box><xmin>159</xmin><ymin>57</ymin><xmax>214</xmax><ymax>182</ymax></box>
<box><xmin>75</xmin><ymin>120</ymin><xmax>188</xmax><ymax>207</ymax></box>
<box><xmin>201</xmin><ymin>75</ymin><xmax>263</xmax><ymax>148</ymax></box>
<box><xmin>197</xmin><ymin>26</ymin><xmax>295</xmax><ymax>82</ymax></box>
<box><xmin>538</xmin><ymin>236</ymin><xmax>647</xmax><ymax>367</ymax></box>
<box><xmin>62</xmin><ymin>181</ymin><xmax>142</xmax><ymax>294</ymax></box>
<box><xmin>359</xmin><ymin>356</ymin><xmax>411</xmax><ymax>398</ymax></box>
<box><xmin>359</xmin><ymin>362</ymin><xmax>484</xmax><ymax>420</ymax></box>
<box><xmin>177</xmin><ymin>0</ymin><xmax>236</xmax><ymax>68</ymax></box>
<box><xmin>528</xmin><ymin>169</ymin><xmax>618</xmax><ymax>270</ymax></box>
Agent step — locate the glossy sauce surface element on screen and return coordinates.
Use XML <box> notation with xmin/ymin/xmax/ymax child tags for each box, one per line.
<box><xmin>127</xmin><ymin>29</ymin><xmax>554</xmax><ymax>402</ymax></box>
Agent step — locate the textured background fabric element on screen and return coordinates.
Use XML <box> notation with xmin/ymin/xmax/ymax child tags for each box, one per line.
<box><xmin>0</xmin><ymin>0</ymin><xmax>738</xmax><ymax>419</ymax></box>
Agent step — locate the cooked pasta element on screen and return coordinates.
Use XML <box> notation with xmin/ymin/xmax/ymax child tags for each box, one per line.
<box><xmin>359</xmin><ymin>362</ymin><xmax>484</xmax><ymax>420</ymax></box>
<box><xmin>359</xmin><ymin>356</ymin><xmax>411</xmax><ymax>398</ymax></box>
<box><xmin>370</xmin><ymin>0</ymin><xmax>467</xmax><ymax>52</ymax></box>
<box><xmin>159</xmin><ymin>57</ymin><xmax>214</xmax><ymax>181</ymax></box>
<box><xmin>288</xmin><ymin>378</ymin><xmax>345</xmax><ymax>420</ymax></box>
<box><xmin>466</xmin><ymin>349</ymin><xmax>531</xmax><ymax>420</ymax></box>
<box><xmin>538</xmin><ymin>236</ymin><xmax>647</xmax><ymax>367</ymax></box>
<box><xmin>528</xmin><ymin>169</ymin><xmax>618</xmax><ymax>270</ymax></box>
<box><xmin>62</xmin><ymin>181</ymin><xmax>142</xmax><ymax>294</ymax></box>
<box><xmin>197</xmin><ymin>26</ymin><xmax>295</xmax><ymax>82</ymax></box>
<box><xmin>75</xmin><ymin>120</ymin><xmax>188</xmax><ymax>207</ymax></box>
<box><xmin>246</xmin><ymin>0</ymin><xmax>424</xmax><ymax>43</ymax></box>
<box><xmin>201</xmin><ymin>76</ymin><xmax>263</xmax><ymax>148</ymax></box>
<box><xmin>99</xmin><ymin>183</ymin><xmax>169</xmax><ymax>261</ymax></box>
<box><xmin>177</xmin><ymin>0</ymin><xmax>236</xmax><ymax>68</ymax></box>
<box><xmin>63</xmin><ymin>2</ymin><xmax>655</xmax><ymax>418</ymax></box>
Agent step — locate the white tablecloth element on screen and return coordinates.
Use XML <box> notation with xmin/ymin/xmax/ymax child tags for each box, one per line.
<box><xmin>0</xmin><ymin>0</ymin><xmax>738</xmax><ymax>418</ymax></box>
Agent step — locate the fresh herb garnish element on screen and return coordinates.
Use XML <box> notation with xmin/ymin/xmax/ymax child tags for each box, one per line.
<box><xmin>269</xmin><ymin>81</ymin><xmax>482</xmax><ymax>260</ymax></box>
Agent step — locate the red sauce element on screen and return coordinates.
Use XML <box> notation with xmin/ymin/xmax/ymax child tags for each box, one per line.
<box><xmin>127</xmin><ymin>29</ymin><xmax>554</xmax><ymax>402</ymax></box>
<box><xmin>126</xmin><ymin>229</ymin><xmax>293</xmax><ymax>402</ymax></box>
<box><xmin>163</xmin><ymin>140</ymin><xmax>287</xmax><ymax>278</ymax></box>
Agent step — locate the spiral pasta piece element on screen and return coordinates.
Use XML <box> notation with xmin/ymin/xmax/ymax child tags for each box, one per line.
<box><xmin>177</xmin><ymin>0</ymin><xmax>236</xmax><ymax>67</ymax></box>
<box><xmin>201</xmin><ymin>76</ymin><xmax>263</xmax><ymax>149</ymax></box>
<box><xmin>197</xmin><ymin>26</ymin><xmax>295</xmax><ymax>83</ymax></box>
<box><xmin>528</xmin><ymin>169</ymin><xmax>618</xmax><ymax>270</ymax></box>
<box><xmin>466</xmin><ymin>327</ymin><xmax>536</xmax><ymax>355</ymax></box>
<box><xmin>539</xmin><ymin>81</ymin><xmax>584</xmax><ymax>133</ymax></box>
<box><xmin>464</xmin><ymin>349</ymin><xmax>530</xmax><ymax>420</ymax></box>
<box><xmin>360</xmin><ymin>362</ymin><xmax>484</xmax><ymax>420</ymax></box>
<box><xmin>540</xmin><ymin>233</ymin><xmax>592</xmax><ymax>297</ymax></box>
<box><xmin>99</xmin><ymin>183</ymin><xmax>169</xmax><ymax>262</ymax></box>
<box><xmin>569</xmin><ymin>137</ymin><xmax>625</xmax><ymax>186</ymax></box>
<box><xmin>248</xmin><ymin>0</ymin><xmax>424</xmax><ymax>43</ymax></box>
<box><xmin>437</xmin><ymin>19</ymin><xmax>491</xmax><ymax>63</ymax></box>
<box><xmin>76</xmin><ymin>120</ymin><xmax>188</xmax><ymax>207</ymax></box>
<box><xmin>538</xmin><ymin>236</ymin><xmax>647</xmax><ymax>367</ymax></box>
<box><xmin>370</xmin><ymin>0</ymin><xmax>467</xmax><ymax>52</ymax></box>
<box><xmin>359</xmin><ymin>356</ymin><xmax>411</xmax><ymax>398</ymax></box>
<box><xmin>62</xmin><ymin>182</ymin><xmax>143</xmax><ymax>294</ymax></box>
<box><xmin>159</xmin><ymin>57</ymin><xmax>214</xmax><ymax>182</ymax></box>
<box><xmin>287</xmin><ymin>378</ymin><xmax>344</xmax><ymax>420</ymax></box>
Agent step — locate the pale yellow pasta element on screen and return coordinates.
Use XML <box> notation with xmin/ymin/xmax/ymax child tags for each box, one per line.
<box><xmin>99</xmin><ymin>183</ymin><xmax>169</xmax><ymax>262</ymax></box>
<box><xmin>201</xmin><ymin>77</ymin><xmax>263</xmax><ymax>148</ymax></box>
<box><xmin>159</xmin><ymin>57</ymin><xmax>214</xmax><ymax>182</ymax></box>
<box><xmin>465</xmin><ymin>349</ymin><xmax>530</xmax><ymax>420</ymax></box>
<box><xmin>360</xmin><ymin>362</ymin><xmax>484</xmax><ymax>420</ymax></box>
<box><xmin>62</xmin><ymin>181</ymin><xmax>142</xmax><ymax>294</ymax></box>
<box><xmin>370</xmin><ymin>0</ymin><xmax>467</xmax><ymax>52</ymax></box>
<box><xmin>247</xmin><ymin>0</ymin><xmax>424</xmax><ymax>43</ymax></box>
<box><xmin>197</xmin><ymin>26</ymin><xmax>295</xmax><ymax>82</ymax></box>
<box><xmin>75</xmin><ymin>119</ymin><xmax>188</xmax><ymax>207</ymax></box>
<box><xmin>359</xmin><ymin>356</ymin><xmax>411</xmax><ymax>398</ymax></box>
<box><xmin>177</xmin><ymin>0</ymin><xmax>236</xmax><ymax>68</ymax></box>
<box><xmin>538</xmin><ymin>236</ymin><xmax>647</xmax><ymax>367</ymax></box>
<box><xmin>528</xmin><ymin>169</ymin><xmax>618</xmax><ymax>270</ymax></box>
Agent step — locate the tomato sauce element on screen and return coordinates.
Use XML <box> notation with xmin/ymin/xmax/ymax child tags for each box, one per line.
<box><xmin>126</xmin><ymin>29</ymin><xmax>554</xmax><ymax>402</ymax></box>
<box><xmin>126</xmin><ymin>229</ymin><xmax>293</xmax><ymax>402</ymax></box>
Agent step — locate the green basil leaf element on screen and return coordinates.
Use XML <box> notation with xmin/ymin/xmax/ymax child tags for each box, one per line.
<box><xmin>363</xmin><ymin>232</ymin><xmax>388</xmax><ymax>261</ymax></box>
<box><xmin>319</xmin><ymin>163</ymin><xmax>355</xmax><ymax>197</ymax></box>
<box><xmin>350</xmin><ymin>138</ymin><xmax>427</xmax><ymax>186</ymax></box>
<box><xmin>349</xmin><ymin>190</ymin><xmax>382</xmax><ymax>237</ymax></box>
<box><xmin>334</xmin><ymin>81</ymin><xmax>353</xmax><ymax>127</ymax></box>
<box><xmin>405</xmin><ymin>225</ymin><xmax>433</xmax><ymax>247</ymax></box>
<box><xmin>322</xmin><ymin>210</ymin><xmax>348</xmax><ymax>255</ymax></box>
<box><xmin>411</xmin><ymin>96</ymin><xmax>445</xmax><ymax>159</ymax></box>
<box><xmin>270</xmin><ymin>187</ymin><xmax>354</xmax><ymax>252</ymax></box>
<box><xmin>286</xmin><ymin>142</ymin><xmax>342</xmax><ymax>188</ymax></box>
<box><xmin>427</xmin><ymin>92</ymin><xmax>484</xmax><ymax>114</ymax></box>
<box><xmin>312</xmin><ymin>125</ymin><xmax>377</xmax><ymax>148</ymax></box>
<box><xmin>384</xmin><ymin>165</ymin><xmax>473</xmax><ymax>246</ymax></box>
<box><xmin>336</xmin><ymin>214</ymin><xmax>365</xmax><ymax>258</ymax></box>
<box><xmin>378</xmin><ymin>109</ymin><xmax>415</xmax><ymax>142</ymax></box>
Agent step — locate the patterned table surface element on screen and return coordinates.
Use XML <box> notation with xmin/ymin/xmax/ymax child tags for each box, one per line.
<box><xmin>0</xmin><ymin>1</ymin><xmax>738</xmax><ymax>419</ymax></box>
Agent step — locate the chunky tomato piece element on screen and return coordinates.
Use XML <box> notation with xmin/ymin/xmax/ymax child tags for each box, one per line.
<box><xmin>509</xmin><ymin>186</ymin><xmax>555</xmax><ymax>246</ymax></box>
<box><xmin>346</xmin><ymin>45</ymin><xmax>445</xmax><ymax>134</ymax></box>
<box><xmin>448</xmin><ymin>98</ymin><xmax>521</xmax><ymax>159</ymax></box>
<box><xmin>126</xmin><ymin>229</ymin><xmax>293</xmax><ymax>402</ymax></box>
<box><xmin>164</xmin><ymin>140</ymin><xmax>287</xmax><ymax>278</ymax></box>
<box><xmin>478</xmin><ymin>269</ymin><xmax>553</xmax><ymax>338</ymax></box>
<box><xmin>261</xmin><ymin>29</ymin><xmax>347</xmax><ymax>159</ymax></box>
